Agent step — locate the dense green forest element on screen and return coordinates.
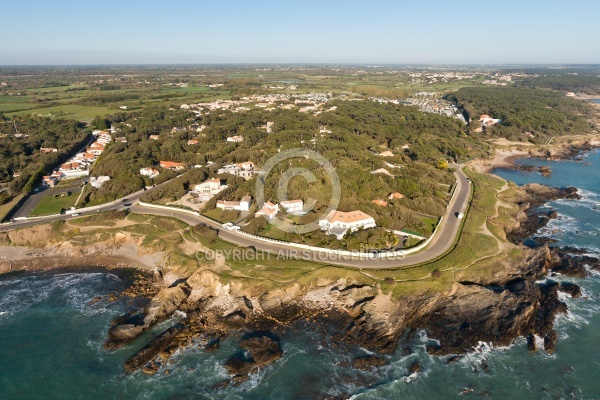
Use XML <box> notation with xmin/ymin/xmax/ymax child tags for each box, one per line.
<box><xmin>514</xmin><ymin>74</ymin><xmax>600</xmax><ymax>95</ymax></box>
<box><xmin>0</xmin><ymin>115</ymin><xmax>88</xmax><ymax>200</ymax></box>
<box><xmin>447</xmin><ymin>87</ymin><xmax>594</xmax><ymax>142</ymax></box>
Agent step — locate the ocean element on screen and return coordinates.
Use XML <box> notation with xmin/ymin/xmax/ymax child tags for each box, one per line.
<box><xmin>1</xmin><ymin>151</ymin><xmax>600</xmax><ymax>399</ymax></box>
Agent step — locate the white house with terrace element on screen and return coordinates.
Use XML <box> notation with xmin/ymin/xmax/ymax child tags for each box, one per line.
<box><xmin>216</xmin><ymin>195</ymin><xmax>252</xmax><ymax>211</ymax></box>
<box><xmin>140</xmin><ymin>167</ymin><xmax>160</xmax><ymax>179</ymax></box>
<box><xmin>255</xmin><ymin>201</ymin><xmax>279</xmax><ymax>220</ymax></box>
<box><xmin>217</xmin><ymin>161</ymin><xmax>256</xmax><ymax>180</ymax></box>
<box><xmin>280</xmin><ymin>199</ymin><xmax>304</xmax><ymax>214</ymax></box>
<box><xmin>319</xmin><ymin>210</ymin><xmax>376</xmax><ymax>239</ymax></box>
<box><xmin>193</xmin><ymin>178</ymin><xmax>228</xmax><ymax>201</ymax></box>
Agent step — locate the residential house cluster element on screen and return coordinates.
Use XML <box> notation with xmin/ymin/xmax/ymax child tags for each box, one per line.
<box><xmin>41</xmin><ymin>131</ymin><xmax>111</xmax><ymax>188</ymax></box>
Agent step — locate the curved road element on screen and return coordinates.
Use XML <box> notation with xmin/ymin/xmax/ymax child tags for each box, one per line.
<box><xmin>0</xmin><ymin>165</ymin><xmax>472</xmax><ymax>269</ymax></box>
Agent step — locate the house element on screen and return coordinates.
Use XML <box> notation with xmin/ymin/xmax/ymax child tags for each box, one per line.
<box><xmin>280</xmin><ymin>199</ymin><xmax>304</xmax><ymax>214</ymax></box>
<box><xmin>88</xmin><ymin>142</ymin><xmax>105</xmax><ymax>155</ymax></box>
<box><xmin>255</xmin><ymin>201</ymin><xmax>279</xmax><ymax>220</ymax></box>
<box><xmin>40</xmin><ymin>147</ymin><xmax>58</xmax><ymax>153</ymax></box>
<box><xmin>140</xmin><ymin>167</ymin><xmax>160</xmax><ymax>179</ymax></box>
<box><xmin>217</xmin><ymin>161</ymin><xmax>256</xmax><ymax>179</ymax></box>
<box><xmin>90</xmin><ymin>175</ymin><xmax>111</xmax><ymax>188</ymax></box>
<box><xmin>479</xmin><ymin>114</ymin><xmax>500</xmax><ymax>126</ymax></box>
<box><xmin>226</xmin><ymin>135</ymin><xmax>244</xmax><ymax>143</ymax></box>
<box><xmin>42</xmin><ymin>175</ymin><xmax>57</xmax><ymax>187</ymax></box>
<box><xmin>372</xmin><ymin>199</ymin><xmax>388</xmax><ymax>207</ymax></box>
<box><xmin>59</xmin><ymin>162</ymin><xmax>84</xmax><ymax>172</ymax></box>
<box><xmin>319</xmin><ymin>210</ymin><xmax>376</xmax><ymax>239</ymax></box>
<box><xmin>187</xmin><ymin>139</ymin><xmax>199</xmax><ymax>145</ymax></box>
<box><xmin>388</xmin><ymin>192</ymin><xmax>405</xmax><ymax>200</ymax></box>
<box><xmin>160</xmin><ymin>161</ymin><xmax>185</xmax><ymax>170</ymax></box>
<box><xmin>216</xmin><ymin>195</ymin><xmax>252</xmax><ymax>211</ymax></box>
<box><xmin>149</xmin><ymin>135</ymin><xmax>160</xmax><ymax>140</ymax></box>
<box><xmin>115</xmin><ymin>137</ymin><xmax>127</xmax><ymax>143</ymax></box>
<box><xmin>194</xmin><ymin>178</ymin><xmax>228</xmax><ymax>201</ymax></box>
<box><xmin>82</xmin><ymin>152</ymin><xmax>96</xmax><ymax>163</ymax></box>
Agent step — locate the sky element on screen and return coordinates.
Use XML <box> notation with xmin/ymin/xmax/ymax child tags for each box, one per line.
<box><xmin>1</xmin><ymin>0</ymin><xmax>599</xmax><ymax>65</ymax></box>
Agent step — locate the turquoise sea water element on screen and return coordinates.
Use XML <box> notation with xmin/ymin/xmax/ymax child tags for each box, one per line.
<box><xmin>1</xmin><ymin>152</ymin><xmax>600</xmax><ymax>399</ymax></box>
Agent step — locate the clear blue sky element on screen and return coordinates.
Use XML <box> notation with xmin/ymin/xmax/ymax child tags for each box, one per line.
<box><xmin>2</xmin><ymin>0</ymin><xmax>599</xmax><ymax>65</ymax></box>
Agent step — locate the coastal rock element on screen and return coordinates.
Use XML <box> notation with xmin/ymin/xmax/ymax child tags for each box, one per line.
<box><xmin>105</xmin><ymin>282</ymin><xmax>191</xmax><ymax>349</ymax></box>
<box><xmin>239</xmin><ymin>332</ymin><xmax>282</xmax><ymax>366</ymax></box>
<box><xmin>124</xmin><ymin>323</ymin><xmax>186</xmax><ymax>372</ymax></box>
<box><xmin>408</xmin><ymin>361</ymin><xmax>421</xmax><ymax>374</ymax></box>
<box><xmin>548</xmin><ymin>248</ymin><xmax>598</xmax><ymax>277</ymax></box>
<box><xmin>224</xmin><ymin>331</ymin><xmax>282</xmax><ymax>385</ymax></box>
<box><xmin>526</xmin><ymin>334</ymin><xmax>537</xmax><ymax>353</ymax></box>
<box><xmin>559</xmin><ymin>282</ymin><xmax>582</xmax><ymax>298</ymax></box>
<box><xmin>351</xmin><ymin>355</ymin><xmax>387</xmax><ymax>371</ymax></box>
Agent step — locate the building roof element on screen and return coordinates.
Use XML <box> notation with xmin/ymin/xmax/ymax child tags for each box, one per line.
<box><xmin>160</xmin><ymin>161</ymin><xmax>185</xmax><ymax>168</ymax></box>
<box><xmin>372</xmin><ymin>199</ymin><xmax>388</xmax><ymax>207</ymax></box>
<box><xmin>280</xmin><ymin>199</ymin><xmax>303</xmax><ymax>205</ymax></box>
<box><xmin>388</xmin><ymin>192</ymin><xmax>405</xmax><ymax>199</ymax></box>
<box><xmin>325</xmin><ymin>210</ymin><xmax>374</xmax><ymax>224</ymax></box>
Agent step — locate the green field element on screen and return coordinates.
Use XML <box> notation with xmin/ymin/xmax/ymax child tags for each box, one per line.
<box><xmin>6</xmin><ymin>104</ymin><xmax>111</xmax><ymax>122</ymax></box>
<box><xmin>30</xmin><ymin>192</ymin><xmax>79</xmax><ymax>217</ymax></box>
<box><xmin>0</xmin><ymin>194</ymin><xmax>25</xmax><ymax>222</ymax></box>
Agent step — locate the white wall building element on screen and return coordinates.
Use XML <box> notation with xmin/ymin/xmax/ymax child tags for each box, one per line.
<box><xmin>216</xmin><ymin>195</ymin><xmax>251</xmax><ymax>212</ymax></box>
<box><xmin>280</xmin><ymin>199</ymin><xmax>304</xmax><ymax>214</ymax></box>
<box><xmin>217</xmin><ymin>161</ymin><xmax>256</xmax><ymax>180</ymax></box>
<box><xmin>90</xmin><ymin>175</ymin><xmax>111</xmax><ymax>188</ymax></box>
<box><xmin>194</xmin><ymin>178</ymin><xmax>228</xmax><ymax>201</ymax></box>
<box><xmin>255</xmin><ymin>201</ymin><xmax>279</xmax><ymax>220</ymax></box>
<box><xmin>319</xmin><ymin>210</ymin><xmax>376</xmax><ymax>239</ymax></box>
<box><xmin>140</xmin><ymin>167</ymin><xmax>160</xmax><ymax>179</ymax></box>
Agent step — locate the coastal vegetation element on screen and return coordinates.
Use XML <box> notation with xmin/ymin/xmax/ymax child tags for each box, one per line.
<box><xmin>447</xmin><ymin>87</ymin><xmax>594</xmax><ymax>141</ymax></box>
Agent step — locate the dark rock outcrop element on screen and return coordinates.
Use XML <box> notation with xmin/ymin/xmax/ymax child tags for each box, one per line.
<box><xmin>224</xmin><ymin>331</ymin><xmax>282</xmax><ymax>385</ymax></box>
<box><xmin>105</xmin><ymin>282</ymin><xmax>190</xmax><ymax>350</ymax></box>
<box><xmin>124</xmin><ymin>323</ymin><xmax>185</xmax><ymax>372</ymax></box>
<box><xmin>351</xmin><ymin>355</ymin><xmax>387</xmax><ymax>371</ymax></box>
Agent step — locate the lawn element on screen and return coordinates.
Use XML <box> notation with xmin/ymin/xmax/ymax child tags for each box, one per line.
<box><xmin>417</xmin><ymin>215</ymin><xmax>439</xmax><ymax>237</ymax></box>
<box><xmin>30</xmin><ymin>192</ymin><xmax>79</xmax><ymax>217</ymax></box>
<box><xmin>7</xmin><ymin>104</ymin><xmax>112</xmax><ymax>122</ymax></box>
<box><xmin>0</xmin><ymin>103</ymin><xmax>38</xmax><ymax>112</ymax></box>
<box><xmin>0</xmin><ymin>194</ymin><xmax>25</xmax><ymax>222</ymax></box>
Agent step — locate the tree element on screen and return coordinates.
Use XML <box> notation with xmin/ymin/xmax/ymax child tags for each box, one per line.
<box><xmin>91</xmin><ymin>116</ymin><xmax>109</xmax><ymax>130</ymax></box>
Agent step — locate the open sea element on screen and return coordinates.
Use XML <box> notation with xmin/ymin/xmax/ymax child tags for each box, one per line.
<box><xmin>1</xmin><ymin>151</ymin><xmax>600</xmax><ymax>399</ymax></box>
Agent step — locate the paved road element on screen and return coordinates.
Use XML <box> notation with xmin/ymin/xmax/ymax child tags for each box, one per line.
<box><xmin>12</xmin><ymin>185</ymin><xmax>83</xmax><ymax>219</ymax></box>
<box><xmin>129</xmin><ymin>164</ymin><xmax>472</xmax><ymax>268</ymax></box>
<box><xmin>0</xmin><ymin>166</ymin><xmax>472</xmax><ymax>269</ymax></box>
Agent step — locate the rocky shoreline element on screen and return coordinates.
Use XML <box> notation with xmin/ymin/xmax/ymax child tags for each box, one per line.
<box><xmin>96</xmin><ymin>177</ymin><xmax>599</xmax><ymax>391</ymax></box>
<box><xmin>2</xmin><ymin>160</ymin><xmax>599</xmax><ymax>394</ymax></box>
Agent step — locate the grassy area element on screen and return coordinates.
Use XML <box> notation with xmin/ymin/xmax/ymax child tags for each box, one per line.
<box><xmin>0</xmin><ymin>194</ymin><xmax>25</xmax><ymax>222</ymax></box>
<box><xmin>417</xmin><ymin>215</ymin><xmax>439</xmax><ymax>237</ymax></box>
<box><xmin>6</xmin><ymin>104</ymin><xmax>111</xmax><ymax>122</ymax></box>
<box><xmin>30</xmin><ymin>192</ymin><xmax>79</xmax><ymax>216</ymax></box>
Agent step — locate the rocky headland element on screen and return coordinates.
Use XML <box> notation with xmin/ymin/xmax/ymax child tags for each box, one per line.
<box><xmin>1</xmin><ymin>180</ymin><xmax>597</xmax><ymax>390</ymax></box>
